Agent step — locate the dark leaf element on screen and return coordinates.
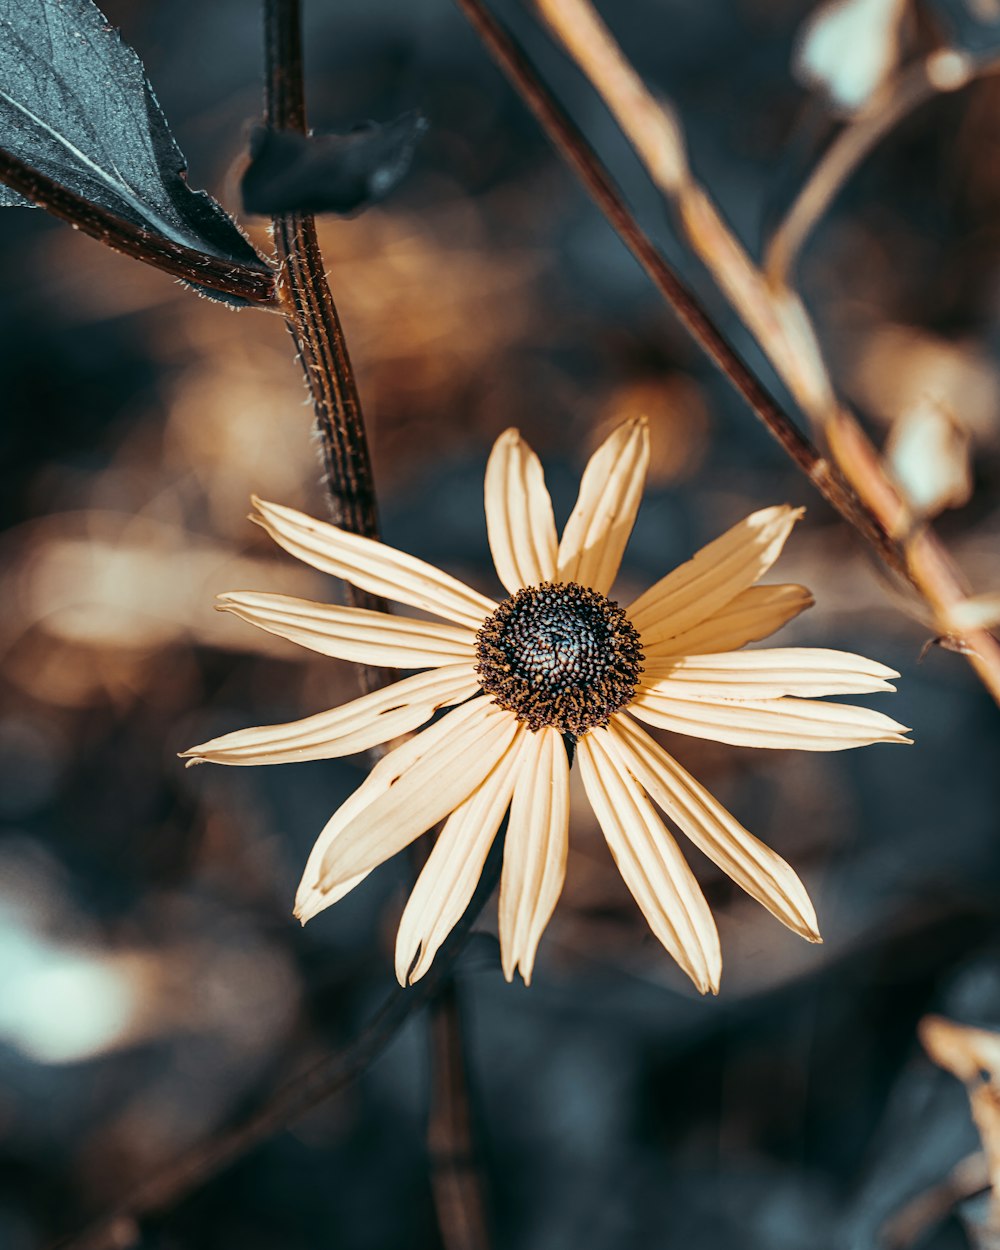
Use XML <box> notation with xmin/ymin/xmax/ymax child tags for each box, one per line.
<box><xmin>241</xmin><ymin>113</ymin><xmax>428</xmax><ymax>216</ymax></box>
<box><xmin>0</xmin><ymin>0</ymin><xmax>266</xmax><ymax>274</ymax></box>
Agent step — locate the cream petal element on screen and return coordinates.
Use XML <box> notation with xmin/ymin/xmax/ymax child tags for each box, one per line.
<box><xmin>395</xmin><ymin>726</ymin><xmax>526</xmax><ymax>986</ymax></box>
<box><xmin>642</xmin><ymin>584</ymin><xmax>813</xmax><ymax>658</ymax></box>
<box><xmin>498</xmin><ymin>727</ymin><xmax>570</xmax><ymax>985</ymax></box>
<box><xmin>181</xmin><ymin>664</ymin><xmax>481</xmax><ymax>767</ymax></box>
<box><xmin>609</xmin><ymin>715</ymin><xmax>820</xmax><ymax>941</ymax></box>
<box><xmin>641</xmin><ymin>647</ymin><xmax>899</xmax><ymax>699</ymax></box>
<box><xmin>628</xmin><ymin>506</ymin><xmax>804</xmax><ymax>643</ymax></box>
<box><xmin>484</xmin><ymin>429</ymin><xmax>559</xmax><ymax>594</ymax></box>
<box><xmin>629</xmin><ymin>689</ymin><xmax>912</xmax><ymax>750</ymax></box>
<box><xmin>295</xmin><ymin>698</ymin><xmax>517</xmax><ymax>924</ymax></box>
<box><xmin>556</xmin><ymin>416</ymin><xmax>650</xmax><ymax>595</ymax></box>
<box><xmin>252</xmin><ymin>497</ymin><xmax>497</xmax><ymax>629</ymax></box>
<box><xmin>216</xmin><ymin>591</ymin><xmax>477</xmax><ymax>668</ymax></box>
<box><xmin>312</xmin><ymin>699</ymin><xmax>519</xmax><ymax>900</ymax></box>
<box><xmin>577</xmin><ymin>729</ymin><xmax>721</xmax><ymax>994</ymax></box>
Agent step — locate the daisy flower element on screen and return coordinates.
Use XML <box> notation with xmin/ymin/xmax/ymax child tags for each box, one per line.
<box><xmin>183</xmin><ymin>418</ymin><xmax>909</xmax><ymax>993</ymax></box>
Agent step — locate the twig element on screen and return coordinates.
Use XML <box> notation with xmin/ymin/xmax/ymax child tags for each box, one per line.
<box><xmin>50</xmin><ymin>848</ymin><xmax>504</xmax><ymax>1250</ymax></box>
<box><xmin>264</xmin><ymin>0</ymin><xmax>386</xmax><ymax>694</ymax></box>
<box><xmin>880</xmin><ymin>1151</ymin><xmax>989</xmax><ymax>1249</ymax></box>
<box><xmin>452</xmin><ymin>0</ymin><xmax>897</xmax><ymax>567</ymax></box>
<box><xmin>427</xmin><ymin>981</ymin><xmax>493</xmax><ymax>1250</ymax></box>
<box><xmin>0</xmin><ymin>147</ymin><xmax>277</xmax><ymax>306</ymax></box>
<box><xmin>460</xmin><ymin>0</ymin><xmax>1000</xmax><ymax>704</ymax></box>
<box><xmin>765</xmin><ymin>48</ymin><xmax>997</xmax><ymax>287</ymax></box>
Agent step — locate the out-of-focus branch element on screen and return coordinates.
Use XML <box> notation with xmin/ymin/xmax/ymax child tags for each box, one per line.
<box><xmin>428</xmin><ymin>980</ymin><xmax>493</xmax><ymax>1250</ymax></box>
<box><xmin>469</xmin><ymin>0</ymin><xmax>1000</xmax><ymax>703</ymax></box>
<box><xmin>881</xmin><ymin>1152</ymin><xmax>990</xmax><ymax>1249</ymax></box>
<box><xmin>765</xmin><ymin>48</ymin><xmax>1000</xmax><ymax>287</ymax></box>
<box><xmin>452</xmin><ymin>0</ymin><xmax>881</xmax><ymax>551</ymax></box>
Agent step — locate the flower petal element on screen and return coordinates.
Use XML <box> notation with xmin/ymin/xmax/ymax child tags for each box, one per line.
<box><xmin>609</xmin><ymin>715</ymin><xmax>820</xmax><ymax>941</ymax></box>
<box><xmin>577</xmin><ymin>729</ymin><xmax>721</xmax><ymax>994</ymax></box>
<box><xmin>629</xmin><ymin>689</ymin><xmax>912</xmax><ymax>750</ymax></box>
<box><xmin>641</xmin><ymin>647</ymin><xmax>899</xmax><ymax>699</ymax></box>
<box><xmin>498</xmin><ymin>727</ymin><xmax>570</xmax><ymax>985</ymax></box>
<box><xmin>295</xmin><ymin>698</ymin><xmax>518</xmax><ymax>924</ymax></box>
<box><xmin>395</xmin><ymin>726</ymin><xmax>526</xmax><ymax>986</ymax></box>
<box><xmin>485</xmin><ymin>428</ymin><xmax>559</xmax><ymax>594</ymax></box>
<box><xmin>642</xmin><ymin>584</ymin><xmax>813</xmax><ymax>658</ymax></box>
<box><xmin>252</xmin><ymin>497</ymin><xmax>497</xmax><ymax>629</ymax></box>
<box><xmin>628</xmin><ymin>506</ymin><xmax>803</xmax><ymax>643</ymax></box>
<box><xmin>216</xmin><ymin>591</ymin><xmax>477</xmax><ymax>668</ymax></box>
<box><xmin>556</xmin><ymin>416</ymin><xmax>650</xmax><ymax>594</ymax></box>
<box><xmin>306</xmin><ymin>699</ymin><xmax>519</xmax><ymax>909</ymax></box>
<box><xmin>181</xmin><ymin>664</ymin><xmax>481</xmax><ymax>767</ymax></box>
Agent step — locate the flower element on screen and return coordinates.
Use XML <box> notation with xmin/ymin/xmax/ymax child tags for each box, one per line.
<box><xmin>183</xmin><ymin>418</ymin><xmax>909</xmax><ymax>993</ymax></box>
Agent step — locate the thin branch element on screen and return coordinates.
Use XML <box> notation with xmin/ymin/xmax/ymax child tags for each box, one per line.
<box><xmin>452</xmin><ymin>0</ymin><xmax>898</xmax><ymax>569</ymax></box>
<box><xmin>765</xmin><ymin>48</ymin><xmax>999</xmax><ymax>287</ymax></box>
<box><xmin>459</xmin><ymin>0</ymin><xmax>1000</xmax><ymax>704</ymax></box>
<box><xmin>50</xmin><ymin>850</ymin><xmax>504</xmax><ymax>1250</ymax></box>
<box><xmin>0</xmin><ymin>147</ymin><xmax>277</xmax><ymax>306</ymax></box>
<box><xmin>427</xmin><ymin>981</ymin><xmax>493</xmax><ymax>1250</ymax></box>
<box><xmin>881</xmin><ymin>1152</ymin><xmax>990</xmax><ymax>1249</ymax></box>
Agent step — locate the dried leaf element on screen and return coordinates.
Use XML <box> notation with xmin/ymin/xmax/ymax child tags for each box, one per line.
<box><xmin>794</xmin><ymin>0</ymin><xmax>906</xmax><ymax>114</ymax></box>
<box><xmin>921</xmin><ymin>1016</ymin><xmax>1000</xmax><ymax>1211</ymax></box>
<box><xmin>885</xmin><ymin>397</ymin><xmax>973</xmax><ymax>523</ymax></box>
<box><xmin>241</xmin><ymin>113</ymin><xmax>428</xmax><ymax>216</ymax></box>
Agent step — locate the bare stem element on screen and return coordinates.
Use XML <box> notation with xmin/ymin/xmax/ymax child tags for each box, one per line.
<box><xmin>428</xmin><ymin>981</ymin><xmax>493</xmax><ymax>1250</ymax></box>
<box><xmin>460</xmin><ymin>0</ymin><xmax>1000</xmax><ymax>704</ymax></box>
<box><xmin>0</xmin><ymin>147</ymin><xmax>277</xmax><ymax>306</ymax></box>
<box><xmin>765</xmin><ymin>49</ymin><xmax>999</xmax><ymax>287</ymax></box>
<box><xmin>452</xmin><ymin>0</ymin><xmax>898</xmax><ymax>568</ymax></box>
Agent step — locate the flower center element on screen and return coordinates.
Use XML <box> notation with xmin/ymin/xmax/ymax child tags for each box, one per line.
<box><xmin>475</xmin><ymin>582</ymin><xmax>643</xmax><ymax>736</ymax></box>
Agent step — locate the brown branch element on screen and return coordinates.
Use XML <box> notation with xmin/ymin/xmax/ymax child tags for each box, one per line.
<box><xmin>452</xmin><ymin>0</ymin><xmax>899</xmax><ymax>572</ymax></box>
<box><xmin>427</xmin><ymin>981</ymin><xmax>493</xmax><ymax>1250</ymax></box>
<box><xmin>456</xmin><ymin>0</ymin><xmax>1000</xmax><ymax>705</ymax></box>
<box><xmin>764</xmin><ymin>48</ymin><xmax>997</xmax><ymax>286</ymax></box>
<box><xmin>0</xmin><ymin>147</ymin><xmax>277</xmax><ymax>306</ymax></box>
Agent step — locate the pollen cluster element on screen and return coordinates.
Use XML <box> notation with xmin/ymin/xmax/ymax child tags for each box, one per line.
<box><xmin>475</xmin><ymin>582</ymin><xmax>643</xmax><ymax>737</ymax></box>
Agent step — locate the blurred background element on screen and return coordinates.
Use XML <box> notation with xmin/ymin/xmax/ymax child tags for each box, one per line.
<box><xmin>2</xmin><ymin>0</ymin><xmax>1000</xmax><ymax>1247</ymax></box>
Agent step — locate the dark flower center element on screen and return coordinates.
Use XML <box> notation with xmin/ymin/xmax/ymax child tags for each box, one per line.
<box><xmin>475</xmin><ymin>582</ymin><xmax>643</xmax><ymax>737</ymax></box>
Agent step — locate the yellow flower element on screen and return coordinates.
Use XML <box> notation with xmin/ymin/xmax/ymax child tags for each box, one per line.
<box><xmin>183</xmin><ymin>419</ymin><xmax>909</xmax><ymax>993</ymax></box>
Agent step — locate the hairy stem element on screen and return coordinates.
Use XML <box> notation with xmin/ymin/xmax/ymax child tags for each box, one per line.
<box><xmin>264</xmin><ymin>0</ymin><xmax>386</xmax><ymax>695</ymax></box>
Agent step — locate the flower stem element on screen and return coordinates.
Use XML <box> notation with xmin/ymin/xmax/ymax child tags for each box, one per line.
<box><xmin>262</xmin><ymin>0</ymin><xmax>388</xmax><ymax>695</ymax></box>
